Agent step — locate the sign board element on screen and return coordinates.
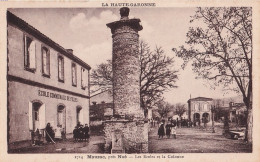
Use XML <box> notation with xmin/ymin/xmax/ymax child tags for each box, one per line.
<box><xmin>111</xmin><ymin>129</ymin><xmax>124</xmax><ymax>153</ymax></box>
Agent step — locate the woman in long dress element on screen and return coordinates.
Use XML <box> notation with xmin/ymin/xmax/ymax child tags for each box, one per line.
<box><xmin>45</xmin><ymin>123</ymin><xmax>55</xmax><ymax>143</ymax></box>
<box><xmin>166</xmin><ymin>122</ymin><xmax>171</xmax><ymax>138</ymax></box>
<box><xmin>158</xmin><ymin>122</ymin><xmax>165</xmax><ymax>139</ymax></box>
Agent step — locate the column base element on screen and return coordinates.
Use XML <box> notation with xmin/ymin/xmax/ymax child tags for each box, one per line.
<box><xmin>103</xmin><ymin>119</ymin><xmax>148</xmax><ymax>153</ymax></box>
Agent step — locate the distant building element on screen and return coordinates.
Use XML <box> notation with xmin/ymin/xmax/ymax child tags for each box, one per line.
<box><xmin>187</xmin><ymin>97</ymin><xmax>213</xmax><ymax>124</ymax></box>
<box><xmin>91</xmin><ymin>89</ymin><xmax>113</xmax><ymax>105</ymax></box>
<box><xmin>90</xmin><ymin>90</ymin><xmax>151</xmax><ymax>120</ymax></box>
<box><xmin>7</xmin><ymin>11</ymin><xmax>91</xmax><ymax>149</ymax></box>
<box><xmin>229</xmin><ymin>102</ymin><xmax>247</xmax><ymax>123</ymax></box>
<box><xmin>90</xmin><ymin>90</ymin><xmax>113</xmax><ymax>120</ymax></box>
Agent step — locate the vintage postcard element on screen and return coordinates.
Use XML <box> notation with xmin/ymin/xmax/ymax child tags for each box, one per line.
<box><xmin>0</xmin><ymin>0</ymin><xmax>260</xmax><ymax>162</ymax></box>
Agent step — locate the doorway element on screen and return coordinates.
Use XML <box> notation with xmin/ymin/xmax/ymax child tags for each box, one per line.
<box><xmin>32</xmin><ymin>102</ymin><xmax>41</xmax><ymax>131</ymax></box>
<box><xmin>57</xmin><ymin>105</ymin><xmax>66</xmax><ymax>132</ymax></box>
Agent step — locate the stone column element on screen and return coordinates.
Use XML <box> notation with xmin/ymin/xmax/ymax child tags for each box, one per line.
<box><xmin>104</xmin><ymin>7</ymin><xmax>148</xmax><ymax>153</ymax></box>
<box><xmin>107</xmin><ymin>7</ymin><xmax>143</xmax><ymax>119</ymax></box>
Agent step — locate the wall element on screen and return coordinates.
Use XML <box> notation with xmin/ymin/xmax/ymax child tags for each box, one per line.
<box><xmin>8</xmin><ymin>81</ymin><xmax>89</xmax><ymax>143</ymax></box>
<box><xmin>7</xmin><ymin>24</ymin><xmax>89</xmax><ymax>97</ymax></box>
<box><xmin>189</xmin><ymin>100</ymin><xmax>212</xmax><ymax>123</ymax></box>
<box><xmin>7</xmin><ymin>21</ymin><xmax>90</xmax><ymax>144</ymax></box>
<box><xmin>104</xmin><ymin>120</ymin><xmax>148</xmax><ymax>153</ymax></box>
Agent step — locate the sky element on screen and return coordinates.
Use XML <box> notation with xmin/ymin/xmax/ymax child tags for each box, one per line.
<box><xmin>9</xmin><ymin>8</ymin><xmax>239</xmax><ymax>104</ymax></box>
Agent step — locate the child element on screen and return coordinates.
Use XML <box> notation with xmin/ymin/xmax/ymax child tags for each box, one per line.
<box><xmin>55</xmin><ymin>126</ymin><xmax>62</xmax><ymax>140</ymax></box>
<box><xmin>34</xmin><ymin>128</ymin><xmax>43</xmax><ymax>145</ymax></box>
<box><xmin>171</xmin><ymin>125</ymin><xmax>177</xmax><ymax>139</ymax></box>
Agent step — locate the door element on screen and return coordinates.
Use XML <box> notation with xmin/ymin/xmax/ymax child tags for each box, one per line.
<box><xmin>57</xmin><ymin>105</ymin><xmax>66</xmax><ymax>133</ymax></box>
<box><xmin>32</xmin><ymin>102</ymin><xmax>41</xmax><ymax>131</ymax></box>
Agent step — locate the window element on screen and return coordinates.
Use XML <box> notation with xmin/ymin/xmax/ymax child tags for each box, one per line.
<box><xmin>81</xmin><ymin>67</ymin><xmax>87</xmax><ymax>89</ymax></box>
<box><xmin>72</xmin><ymin>63</ymin><xmax>77</xmax><ymax>86</ymax></box>
<box><xmin>194</xmin><ymin>104</ymin><xmax>199</xmax><ymax>112</ymax></box>
<box><xmin>57</xmin><ymin>105</ymin><xmax>65</xmax><ymax>127</ymax></box>
<box><xmin>34</xmin><ymin>111</ymin><xmax>39</xmax><ymax>121</ymax></box>
<box><xmin>203</xmin><ymin>103</ymin><xmax>208</xmax><ymax>111</ymax></box>
<box><xmin>76</xmin><ymin>107</ymin><xmax>82</xmax><ymax>124</ymax></box>
<box><xmin>42</xmin><ymin>46</ymin><xmax>50</xmax><ymax>77</ymax></box>
<box><xmin>57</xmin><ymin>111</ymin><xmax>63</xmax><ymax>126</ymax></box>
<box><xmin>58</xmin><ymin>56</ymin><xmax>64</xmax><ymax>82</ymax></box>
<box><xmin>24</xmin><ymin>35</ymin><xmax>36</xmax><ymax>71</ymax></box>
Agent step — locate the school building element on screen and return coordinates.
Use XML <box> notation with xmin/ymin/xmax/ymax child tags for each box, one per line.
<box><xmin>7</xmin><ymin>11</ymin><xmax>91</xmax><ymax>149</ymax></box>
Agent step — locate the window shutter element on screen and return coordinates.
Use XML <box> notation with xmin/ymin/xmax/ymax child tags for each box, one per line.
<box><xmin>72</xmin><ymin>64</ymin><xmax>76</xmax><ymax>85</ymax></box>
<box><xmin>85</xmin><ymin>70</ymin><xmax>88</xmax><ymax>88</ymax></box>
<box><xmin>43</xmin><ymin>49</ymin><xmax>47</xmax><ymax>74</ymax></box>
<box><xmin>29</xmin><ymin>41</ymin><xmax>36</xmax><ymax>69</ymax></box>
<box><xmin>82</xmin><ymin>68</ymin><xmax>86</xmax><ymax>88</ymax></box>
<box><xmin>47</xmin><ymin>52</ymin><xmax>50</xmax><ymax>75</ymax></box>
<box><xmin>61</xmin><ymin>58</ymin><xmax>64</xmax><ymax>80</ymax></box>
<box><xmin>58</xmin><ymin>58</ymin><xmax>62</xmax><ymax>79</ymax></box>
<box><xmin>39</xmin><ymin>104</ymin><xmax>46</xmax><ymax>129</ymax></box>
<box><xmin>79</xmin><ymin>109</ymin><xmax>83</xmax><ymax>124</ymax></box>
<box><xmin>72</xmin><ymin>67</ymin><xmax>75</xmax><ymax>84</ymax></box>
<box><xmin>24</xmin><ymin>36</ymin><xmax>28</xmax><ymax>67</ymax></box>
<box><xmin>29</xmin><ymin>102</ymin><xmax>33</xmax><ymax>130</ymax></box>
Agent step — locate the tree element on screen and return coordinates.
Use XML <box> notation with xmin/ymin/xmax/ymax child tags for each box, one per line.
<box><xmin>139</xmin><ymin>41</ymin><xmax>178</xmax><ymax>114</ymax></box>
<box><xmin>90</xmin><ymin>60</ymin><xmax>113</xmax><ymax>93</ymax></box>
<box><xmin>156</xmin><ymin>100</ymin><xmax>174</xmax><ymax>119</ymax></box>
<box><xmin>91</xmin><ymin>40</ymin><xmax>178</xmax><ymax>115</ymax></box>
<box><xmin>174</xmin><ymin>103</ymin><xmax>186</xmax><ymax>118</ymax></box>
<box><xmin>173</xmin><ymin>7</ymin><xmax>252</xmax><ymax>142</ymax></box>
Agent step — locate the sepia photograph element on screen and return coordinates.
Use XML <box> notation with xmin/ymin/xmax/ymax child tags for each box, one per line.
<box><xmin>4</xmin><ymin>4</ymin><xmax>256</xmax><ymax>156</ymax></box>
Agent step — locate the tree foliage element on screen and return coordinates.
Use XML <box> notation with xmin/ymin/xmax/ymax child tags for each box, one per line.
<box><xmin>139</xmin><ymin>41</ymin><xmax>178</xmax><ymax>111</ymax></box>
<box><xmin>174</xmin><ymin>103</ymin><xmax>187</xmax><ymax>118</ymax></box>
<box><xmin>90</xmin><ymin>60</ymin><xmax>113</xmax><ymax>93</ymax></box>
<box><xmin>173</xmin><ymin>7</ymin><xmax>252</xmax><ymax>142</ymax></box>
<box><xmin>156</xmin><ymin>100</ymin><xmax>174</xmax><ymax>118</ymax></box>
<box><xmin>91</xmin><ymin>40</ymin><xmax>178</xmax><ymax>113</ymax></box>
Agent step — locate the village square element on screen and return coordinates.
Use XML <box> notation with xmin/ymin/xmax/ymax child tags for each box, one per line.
<box><xmin>7</xmin><ymin>7</ymin><xmax>252</xmax><ymax>154</ymax></box>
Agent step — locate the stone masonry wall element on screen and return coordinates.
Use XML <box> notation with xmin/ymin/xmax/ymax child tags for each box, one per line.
<box><xmin>104</xmin><ymin>120</ymin><xmax>148</xmax><ymax>153</ymax></box>
<box><xmin>112</xmin><ymin>25</ymin><xmax>143</xmax><ymax>119</ymax></box>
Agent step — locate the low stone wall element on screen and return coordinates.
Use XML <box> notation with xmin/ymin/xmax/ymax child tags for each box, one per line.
<box><xmin>104</xmin><ymin>120</ymin><xmax>148</xmax><ymax>153</ymax></box>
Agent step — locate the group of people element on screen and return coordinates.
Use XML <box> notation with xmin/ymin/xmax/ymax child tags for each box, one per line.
<box><xmin>31</xmin><ymin>123</ymin><xmax>56</xmax><ymax>145</ymax></box>
<box><xmin>158</xmin><ymin>120</ymin><xmax>177</xmax><ymax>139</ymax></box>
<box><xmin>73</xmin><ymin>123</ymin><xmax>90</xmax><ymax>142</ymax></box>
<box><xmin>31</xmin><ymin>122</ymin><xmax>90</xmax><ymax>146</ymax></box>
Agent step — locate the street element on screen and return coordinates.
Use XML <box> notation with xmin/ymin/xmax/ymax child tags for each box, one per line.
<box><xmin>9</xmin><ymin>135</ymin><xmax>105</xmax><ymax>153</ymax></box>
<box><xmin>9</xmin><ymin>123</ymin><xmax>252</xmax><ymax>153</ymax></box>
<box><xmin>148</xmin><ymin>124</ymin><xmax>252</xmax><ymax>153</ymax></box>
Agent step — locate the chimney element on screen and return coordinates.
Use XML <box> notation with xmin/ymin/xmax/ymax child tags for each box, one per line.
<box><xmin>67</xmin><ymin>49</ymin><xmax>73</xmax><ymax>54</ymax></box>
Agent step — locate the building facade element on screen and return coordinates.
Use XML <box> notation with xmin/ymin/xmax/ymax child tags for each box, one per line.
<box><xmin>188</xmin><ymin>97</ymin><xmax>213</xmax><ymax>124</ymax></box>
<box><xmin>7</xmin><ymin>11</ymin><xmax>91</xmax><ymax>148</ymax></box>
<box><xmin>229</xmin><ymin>102</ymin><xmax>247</xmax><ymax>124</ymax></box>
<box><xmin>91</xmin><ymin>90</ymin><xmax>113</xmax><ymax>105</ymax></box>
<box><xmin>90</xmin><ymin>90</ymin><xmax>113</xmax><ymax>120</ymax></box>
